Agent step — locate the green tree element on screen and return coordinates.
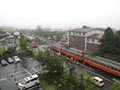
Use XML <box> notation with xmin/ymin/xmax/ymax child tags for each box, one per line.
<box><xmin>111</xmin><ymin>82</ymin><xmax>120</xmax><ymax>90</ymax></box>
<box><xmin>114</xmin><ymin>30</ymin><xmax>120</xmax><ymax>55</ymax></box>
<box><xmin>74</xmin><ymin>72</ymin><xmax>95</xmax><ymax>90</ymax></box>
<box><xmin>0</xmin><ymin>46</ymin><xmax>5</xmax><ymax>63</ymax></box>
<box><xmin>45</xmin><ymin>55</ymin><xmax>64</xmax><ymax>81</ymax></box>
<box><xmin>37</xmin><ymin>50</ymin><xmax>63</xmax><ymax>82</ymax></box>
<box><xmin>19</xmin><ymin>35</ymin><xmax>27</xmax><ymax>51</ymax></box>
<box><xmin>58</xmin><ymin>68</ymin><xmax>76</xmax><ymax>90</ymax></box>
<box><xmin>98</xmin><ymin>28</ymin><xmax>120</xmax><ymax>61</ymax></box>
<box><xmin>0</xmin><ymin>46</ymin><xmax>4</xmax><ymax>56</ymax></box>
<box><xmin>99</xmin><ymin>27</ymin><xmax>114</xmax><ymax>56</ymax></box>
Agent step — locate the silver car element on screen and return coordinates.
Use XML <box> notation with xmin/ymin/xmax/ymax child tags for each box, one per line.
<box><xmin>1</xmin><ymin>59</ymin><xmax>8</xmax><ymax>66</ymax></box>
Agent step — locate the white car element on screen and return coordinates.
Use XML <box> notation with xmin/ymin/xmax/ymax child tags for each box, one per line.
<box><xmin>13</xmin><ymin>56</ymin><xmax>21</xmax><ymax>62</ymax></box>
<box><xmin>92</xmin><ymin>76</ymin><xmax>104</xmax><ymax>87</ymax></box>
<box><xmin>18</xmin><ymin>74</ymin><xmax>39</xmax><ymax>90</ymax></box>
<box><xmin>8</xmin><ymin>57</ymin><xmax>14</xmax><ymax>64</ymax></box>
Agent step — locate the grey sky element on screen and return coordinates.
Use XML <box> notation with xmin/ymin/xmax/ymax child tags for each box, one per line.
<box><xmin>0</xmin><ymin>0</ymin><xmax>120</xmax><ymax>29</ymax></box>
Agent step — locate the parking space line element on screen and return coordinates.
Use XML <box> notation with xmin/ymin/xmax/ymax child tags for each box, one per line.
<box><xmin>15</xmin><ymin>73</ymin><xmax>29</xmax><ymax>78</ymax></box>
<box><xmin>12</xmin><ymin>68</ymin><xmax>24</xmax><ymax>72</ymax></box>
<box><xmin>15</xmin><ymin>79</ymin><xmax>22</xmax><ymax>83</ymax></box>
<box><xmin>13</xmin><ymin>70</ymin><xmax>25</xmax><ymax>75</ymax></box>
<box><xmin>23</xmin><ymin>68</ymin><xmax>32</xmax><ymax>75</ymax></box>
<box><xmin>29</xmin><ymin>64</ymin><xmax>40</xmax><ymax>68</ymax></box>
<box><xmin>0</xmin><ymin>78</ymin><xmax>7</xmax><ymax>82</ymax></box>
<box><xmin>32</xmin><ymin>68</ymin><xmax>39</xmax><ymax>73</ymax></box>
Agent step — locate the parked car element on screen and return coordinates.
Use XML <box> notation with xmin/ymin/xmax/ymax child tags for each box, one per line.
<box><xmin>18</xmin><ymin>74</ymin><xmax>39</xmax><ymax>90</ymax></box>
<box><xmin>8</xmin><ymin>57</ymin><xmax>14</xmax><ymax>64</ymax></box>
<box><xmin>13</xmin><ymin>56</ymin><xmax>21</xmax><ymax>62</ymax></box>
<box><xmin>1</xmin><ymin>59</ymin><xmax>8</xmax><ymax>66</ymax></box>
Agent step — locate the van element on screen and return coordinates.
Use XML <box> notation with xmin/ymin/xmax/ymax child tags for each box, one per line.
<box><xmin>92</xmin><ymin>76</ymin><xmax>104</xmax><ymax>87</ymax></box>
<box><xmin>18</xmin><ymin>74</ymin><xmax>39</xmax><ymax>90</ymax></box>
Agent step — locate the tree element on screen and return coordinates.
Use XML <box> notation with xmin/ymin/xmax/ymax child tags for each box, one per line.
<box><xmin>0</xmin><ymin>46</ymin><xmax>5</xmax><ymax>63</ymax></box>
<box><xmin>98</xmin><ymin>28</ymin><xmax>120</xmax><ymax>61</ymax></box>
<box><xmin>0</xmin><ymin>46</ymin><xmax>4</xmax><ymax>56</ymax></box>
<box><xmin>59</xmin><ymin>69</ymin><xmax>75</xmax><ymax>90</ymax></box>
<box><xmin>99</xmin><ymin>27</ymin><xmax>115</xmax><ymax>56</ymax></box>
<box><xmin>45</xmin><ymin>55</ymin><xmax>64</xmax><ymax>80</ymax></box>
<box><xmin>74</xmin><ymin>72</ymin><xmax>95</xmax><ymax>90</ymax></box>
<box><xmin>114</xmin><ymin>31</ymin><xmax>120</xmax><ymax>55</ymax></box>
<box><xmin>19</xmin><ymin>35</ymin><xmax>27</xmax><ymax>51</ymax></box>
<box><xmin>111</xmin><ymin>82</ymin><xmax>120</xmax><ymax>90</ymax></box>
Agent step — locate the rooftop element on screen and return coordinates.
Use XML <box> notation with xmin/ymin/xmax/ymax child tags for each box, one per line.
<box><xmin>69</xmin><ymin>28</ymin><xmax>105</xmax><ymax>33</ymax></box>
<box><xmin>87</xmin><ymin>33</ymin><xmax>103</xmax><ymax>39</ymax></box>
<box><xmin>93</xmin><ymin>77</ymin><xmax>103</xmax><ymax>81</ymax></box>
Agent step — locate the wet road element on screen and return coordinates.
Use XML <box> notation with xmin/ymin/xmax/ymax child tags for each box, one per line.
<box><xmin>0</xmin><ymin>58</ymin><xmax>43</xmax><ymax>90</ymax></box>
<box><xmin>63</xmin><ymin>59</ymin><xmax>117</xmax><ymax>90</ymax></box>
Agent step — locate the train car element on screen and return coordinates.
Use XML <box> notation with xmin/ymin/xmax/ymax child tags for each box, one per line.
<box><xmin>50</xmin><ymin>44</ymin><xmax>120</xmax><ymax>77</ymax></box>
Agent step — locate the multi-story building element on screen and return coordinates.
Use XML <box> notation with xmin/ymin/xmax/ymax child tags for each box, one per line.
<box><xmin>68</xmin><ymin>27</ymin><xmax>104</xmax><ymax>53</ymax></box>
<box><xmin>0</xmin><ymin>31</ymin><xmax>10</xmax><ymax>45</ymax></box>
<box><xmin>0</xmin><ymin>31</ymin><xmax>20</xmax><ymax>51</ymax></box>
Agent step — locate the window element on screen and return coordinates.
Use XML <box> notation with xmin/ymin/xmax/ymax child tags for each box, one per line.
<box><xmin>26</xmin><ymin>81</ymin><xmax>30</xmax><ymax>83</ymax></box>
<box><xmin>98</xmin><ymin>39</ymin><xmax>101</xmax><ymax>43</ymax></box>
<box><xmin>79</xmin><ymin>32</ymin><xmax>81</xmax><ymax>35</ymax></box>
<box><xmin>83</xmin><ymin>32</ymin><xmax>85</xmax><ymax>35</ymax></box>
<box><xmin>87</xmin><ymin>38</ymin><xmax>89</xmax><ymax>41</ymax></box>
<box><xmin>92</xmin><ymin>38</ymin><xmax>94</xmax><ymax>42</ymax></box>
<box><xmin>31</xmin><ymin>77</ymin><xmax>38</xmax><ymax>82</ymax></box>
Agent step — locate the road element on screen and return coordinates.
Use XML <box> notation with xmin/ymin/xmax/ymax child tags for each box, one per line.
<box><xmin>62</xmin><ymin>57</ymin><xmax>116</xmax><ymax>90</ymax></box>
<box><xmin>0</xmin><ymin>58</ymin><xmax>43</xmax><ymax>90</ymax></box>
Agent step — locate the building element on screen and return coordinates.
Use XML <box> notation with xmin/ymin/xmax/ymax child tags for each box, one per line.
<box><xmin>5</xmin><ymin>36</ymin><xmax>16</xmax><ymax>48</ymax></box>
<box><xmin>0</xmin><ymin>31</ymin><xmax>10</xmax><ymax>45</ymax></box>
<box><xmin>0</xmin><ymin>31</ymin><xmax>20</xmax><ymax>51</ymax></box>
<box><xmin>68</xmin><ymin>27</ymin><xmax>104</xmax><ymax>53</ymax></box>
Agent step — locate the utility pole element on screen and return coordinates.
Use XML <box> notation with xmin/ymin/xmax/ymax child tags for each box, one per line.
<box><xmin>82</xmin><ymin>51</ymin><xmax>85</xmax><ymax>64</ymax></box>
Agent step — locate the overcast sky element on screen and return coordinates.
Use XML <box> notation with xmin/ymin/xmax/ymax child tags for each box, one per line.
<box><xmin>0</xmin><ymin>0</ymin><xmax>120</xmax><ymax>29</ymax></box>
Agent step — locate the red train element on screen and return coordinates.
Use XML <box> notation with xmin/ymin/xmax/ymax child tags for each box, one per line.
<box><xmin>50</xmin><ymin>44</ymin><xmax>120</xmax><ymax>77</ymax></box>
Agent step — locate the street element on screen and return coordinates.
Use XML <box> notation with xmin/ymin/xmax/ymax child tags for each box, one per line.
<box><xmin>63</xmin><ymin>58</ymin><xmax>116</xmax><ymax>90</ymax></box>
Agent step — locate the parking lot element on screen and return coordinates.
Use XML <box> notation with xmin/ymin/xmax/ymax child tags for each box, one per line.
<box><xmin>0</xmin><ymin>57</ymin><xmax>43</xmax><ymax>90</ymax></box>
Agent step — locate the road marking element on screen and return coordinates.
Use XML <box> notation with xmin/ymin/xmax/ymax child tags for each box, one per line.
<box><xmin>15</xmin><ymin>73</ymin><xmax>28</xmax><ymax>78</ymax></box>
<box><xmin>85</xmin><ymin>69</ymin><xmax>113</xmax><ymax>83</ymax></box>
<box><xmin>32</xmin><ymin>68</ymin><xmax>39</xmax><ymax>73</ymax></box>
<box><xmin>12</xmin><ymin>68</ymin><xmax>24</xmax><ymax>72</ymax></box>
<box><xmin>13</xmin><ymin>70</ymin><xmax>25</xmax><ymax>75</ymax></box>
<box><xmin>23</xmin><ymin>68</ymin><xmax>32</xmax><ymax>75</ymax></box>
<box><xmin>15</xmin><ymin>79</ymin><xmax>23</xmax><ymax>83</ymax></box>
<box><xmin>0</xmin><ymin>78</ymin><xmax>7</xmax><ymax>82</ymax></box>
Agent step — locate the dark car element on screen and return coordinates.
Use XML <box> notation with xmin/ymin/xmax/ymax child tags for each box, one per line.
<box><xmin>1</xmin><ymin>59</ymin><xmax>8</xmax><ymax>66</ymax></box>
<box><xmin>8</xmin><ymin>57</ymin><xmax>14</xmax><ymax>64</ymax></box>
